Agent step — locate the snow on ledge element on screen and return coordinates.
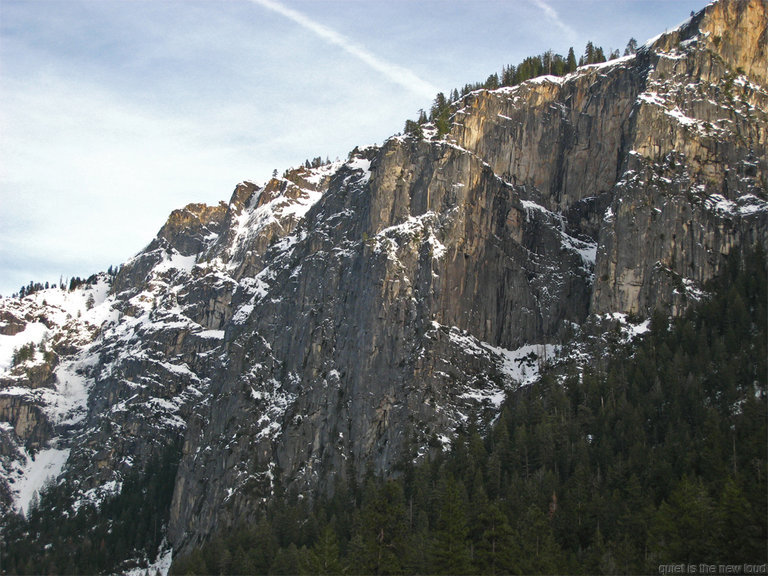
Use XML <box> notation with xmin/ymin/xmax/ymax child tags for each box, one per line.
<box><xmin>125</xmin><ymin>546</ymin><xmax>173</xmax><ymax>576</ymax></box>
<box><xmin>440</xmin><ymin>322</ymin><xmax>559</xmax><ymax>388</ymax></box>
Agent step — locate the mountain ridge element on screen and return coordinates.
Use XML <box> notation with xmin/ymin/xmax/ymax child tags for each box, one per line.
<box><xmin>0</xmin><ymin>0</ymin><xmax>766</xmax><ymax>569</ymax></box>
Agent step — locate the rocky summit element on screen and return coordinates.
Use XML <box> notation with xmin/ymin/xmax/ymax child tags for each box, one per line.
<box><xmin>0</xmin><ymin>0</ymin><xmax>766</xmax><ymax>563</ymax></box>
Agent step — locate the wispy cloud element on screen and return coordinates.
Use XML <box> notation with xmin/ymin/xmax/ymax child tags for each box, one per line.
<box><xmin>248</xmin><ymin>0</ymin><xmax>438</xmax><ymax>99</ymax></box>
<box><xmin>530</xmin><ymin>0</ymin><xmax>577</xmax><ymax>39</ymax></box>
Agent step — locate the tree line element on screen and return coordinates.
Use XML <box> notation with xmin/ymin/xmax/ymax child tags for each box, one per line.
<box><xmin>1</xmin><ymin>441</ymin><xmax>181</xmax><ymax>575</ymax></box>
<box><xmin>405</xmin><ymin>38</ymin><xmax>638</xmax><ymax>139</ymax></box>
<box><xmin>2</xmin><ymin>245</ymin><xmax>764</xmax><ymax>574</ymax></box>
<box><xmin>12</xmin><ymin>266</ymin><xmax>120</xmax><ymax>299</ymax></box>
<box><xmin>3</xmin><ymin>247</ymin><xmax>764</xmax><ymax>574</ymax></box>
<box><xmin>171</xmin><ymin>247</ymin><xmax>766</xmax><ymax>575</ymax></box>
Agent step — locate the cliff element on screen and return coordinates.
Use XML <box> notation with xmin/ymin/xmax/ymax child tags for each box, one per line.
<box><xmin>0</xmin><ymin>0</ymin><xmax>765</xmax><ymax>560</ymax></box>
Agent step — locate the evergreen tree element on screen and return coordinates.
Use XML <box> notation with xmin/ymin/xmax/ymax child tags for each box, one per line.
<box><xmin>624</xmin><ymin>37</ymin><xmax>638</xmax><ymax>55</ymax></box>
<box><xmin>515</xmin><ymin>504</ymin><xmax>563</xmax><ymax>574</ymax></box>
<box><xmin>484</xmin><ymin>73</ymin><xmax>500</xmax><ymax>89</ymax></box>
<box><xmin>304</xmin><ymin>526</ymin><xmax>343</xmax><ymax>575</ymax></box>
<box><xmin>501</xmin><ymin>64</ymin><xmax>516</xmax><ymax>86</ymax></box>
<box><xmin>594</xmin><ymin>46</ymin><xmax>606</xmax><ymax>63</ymax></box>
<box><xmin>584</xmin><ymin>41</ymin><xmax>595</xmax><ymax>64</ymax></box>
<box><xmin>403</xmin><ymin>119</ymin><xmax>423</xmax><ymax>139</ymax></box>
<box><xmin>270</xmin><ymin>543</ymin><xmax>301</xmax><ymax>575</ymax></box>
<box><xmin>651</xmin><ymin>476</ymin><xmax>716</xmax><ymax>564</ymax></box>
<box><xmin>351</xmin><ymin>480</ymin><xmax>409</xmax><ymax>574</ymax></box>
<box><xmin>430</xmin><ymin>476</ymin><xmax>472</xmax><ymax>575</ymax></box>
<box><xmin>474</xmin><ymin>502</ymin><xmax>518</xmax><ymax>574</ymax></box>
<box><xmin>430</xmin><ymin>92</ymin><xmax>451</xmax><ymax>136</ymax></box>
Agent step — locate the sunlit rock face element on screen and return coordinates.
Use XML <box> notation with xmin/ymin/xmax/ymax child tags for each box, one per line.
<box><xmin>0</xmin><ymin>0</ymin><xmax>765</xmax><ymax>556</ymax></box>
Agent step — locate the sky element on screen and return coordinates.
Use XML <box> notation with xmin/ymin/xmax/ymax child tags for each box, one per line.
<box><xmin>0</xmin><ymin>0</ymin><xmax>709</xmax><ymax>297</ymax></box>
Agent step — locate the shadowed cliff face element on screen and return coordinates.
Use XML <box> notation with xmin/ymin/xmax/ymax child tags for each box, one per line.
<box><xmin>445</xmin><ymin>0</ymin><xmax>767</xmax><ymax>318</ymax></box>
<box><xmin>0</xmin><ymin>0</ymin><xmax>765</xmax><ymax>555</ymax></box>
<box><xmin>167</xmin><ymin>0</ymin><xmax>767</xmax><ymax>550</ymax></box>
<box><xmin>591</xmin><ymin>0</ymin><xmax>768</xmax><ymax>315</ymax></box>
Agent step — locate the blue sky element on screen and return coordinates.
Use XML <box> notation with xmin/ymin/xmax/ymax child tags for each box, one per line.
<box><xmin>0</xmin><ymin>0</ymin><xmax>707</xmax><ymax>296</ymax></box>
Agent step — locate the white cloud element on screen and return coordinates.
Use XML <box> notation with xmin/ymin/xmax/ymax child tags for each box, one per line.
<box><xmin>0</xmin><ymin>45</ymin><xmax>424</xmax><ymax>294</ymax></box>
<box><xmin>248</xmin><ymin>0</ymin><xmax>438</xmax><ymax>99</ymax></box>
<box><xmin>0</xmin><ymin>73</ymin><xmax>258</xmax><ymax>292</ymax></box>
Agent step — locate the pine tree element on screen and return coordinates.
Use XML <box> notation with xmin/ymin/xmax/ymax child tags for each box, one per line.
<box><xmin>715</xmin><ymin>477</ymin><xmax>762</xmax><ymax>562</ymax></box>
<box><xmin>430</xmin><ymin>476</ymin><xmax>472</xmax><ymax>575</ymax></box>
<box><xmin>271</xmin><ymin>543</ymin><xmax>301</xmax><ymax>575</ymax></box>
<box><xmin>430</xmin><ymin>92</ymin><xmax>451</xmax><ymax>136</ymax></box>
<box><xmin>651</xmin><ymin>476</ymin><xmax>716</xmax><ymax>564</ymax></box>
<box><xmin>542</xmin><ymin>50</ymin><xmax>553</xmax><ymax>75</ymax></box>
<box><xmin>584</xmin><ymin>41</ymin><xmax>595</xmax><ymax>64</ymax></box>
<box><xmin>304</xmin><ymin>526</ymin><xmax>343</xmax><ymax>575</ymax></box>
<box><xmin>515</xmin><ymin>504</ymin><xmax>562</xmax><ymax>574</ymax></box>
<box><xmin>404</xmin><ymin>119</ymin><xmax>423</xmax><ymax>139</ymax></box>
<box><xmin>484</xmin><ymin>73</ymin><xmax>499</xmax><ymax>89</ymax></box>
<box><xmin>594</xmin><ymin>46</ymin><xmax>606</xmax><ymax>63</ymax></box>
<box><xmin>499</xmin><ymin>64</ymin><xmax>512</xmax><ymax>86</ymax></box>
<box><xmin>351</xmin><ymin>480</ymin><xmax>408</xmax><ymax>574</ymax></box>
<box><xmin>474</xmin><ymin>502</ymin><xmax>518</xmax><ymax>574</ymax></box>
<box><xmin>624</xmin><ymin>37</ymin><xmax>638</xmax><ymax>56</ymax></box>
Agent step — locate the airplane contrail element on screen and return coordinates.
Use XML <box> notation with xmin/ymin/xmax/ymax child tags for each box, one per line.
<box><xmin>530</xmin><ymin>0</ymin><xmax>577</xmax><ymax>39</ymax></box>
<box><xmin>249</xmin><ymin>0</ymin><xmax>439</xmax><ymax>100</ymax></box>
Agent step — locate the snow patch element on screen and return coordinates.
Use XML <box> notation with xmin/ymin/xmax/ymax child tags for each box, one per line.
<box><xmin>346</xmin><ymin>156</ymin><xmax>372</xmax><ymax>183</ymax></box>
<box><xmin>560</xmin><ymin>232</ymin><xmax>597</xmax><ymax>268</ymax></box>
<box><xmin>153</xmin><ymin>251</ymin><xmax>197</xmax><ymax>274</ymax></box>
<box><xmin>124</xmin><ymin>545</ymin><xmax>173</xmax><ymax>576</ymax></box>
<box><xmin>74</xmin><ymin>479</ymin><xmax>124</xmax><ymax>511</ymax></box>
<box><xmin>637</xmin><ymin>91</ymin><xmax>666</xmax><ymax>107</ymax></box>
<box><xmin>519</xmin><ymin>199</ymin><xmax>551</xmax><ymax>222</ymax></box>
<box><xmin>372</xmin><ymin>212</ymin><xmax>446</xmax><ymax>261</ymax></box>
<box><xmin>302</xmin><ymin>160</ymin><xmax>344</xmax><ymax>186</ymax></box>
<box><xmin>13</xmin><ymin>446</ymin><xmax>70</xmax><ymax>516</ymax></box>
<box><xmin>704</xmin><ymin>193</ymin><xmax>768</xmax><ymax>216</ymax></box>
<box><xmin>605</xmin><ymin>313</ymin><xmax>651</xmax><ymax>339</ymax></box>
<box><xmin>526</xmin><ymin>74</ymin><xmax>565</xmax><ymax>84</ymax></box>
<box><xmin>489</xmin><ymin>342</ymin><xmax>559</xmax><ymax>386</ymax></box>
<box><xmin>249</xmin><ymin>377</ymin><xmax>297</xmax><ymax>442</ymax></box>
<box><xmin>459</xmin><ymin>386</ymin><xmax>506</xmax><ymax>409</ymax></box>
<box><xmin>281</xmin><ymin>189</ymin><xmax>324</xmax><ymax>220</ymax></box>
<box><xmin>665</xmin><ymin>106</ymin><xmax>697</xmax><ymax>126</ymax></box>
<box><xmin>580</xmin><ymin>54</ymin><xmax>635</xmax><ymax>71</ymax></box>
<box><xmin>27</xmin><ymin>277</ymin><xmax>112</xmax><ymax>322</ymax></box>
<box><xmin>197</xmin><ymin>329</ymin><xmax>225</xmax><ymax>339</ymax></box>
<box><xmin>232</xmin><ymin>304</ymin><xmax>255</xmax><ymax>325</ymax></box>
<box><xmin>0</xmin><ymin>322</ymin><xmax>49</xmax><ymax>375</ymax></box>
<box><xmin>227</xmin><ymin>182</ymin><xmax>323</xmax><ymax>265</ymax></box>
<box><xmin>48</xmin><ymin>356</ymin><xmax>96</xmax><ymax>426</ymax></box>
<box><xmin>443</xmin><ymin>322</ymin><xmax>558</xmax><ymax>388</ymax></box>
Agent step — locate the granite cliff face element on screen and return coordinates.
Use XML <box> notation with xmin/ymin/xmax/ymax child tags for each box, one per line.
<box><xmin>0</xmin><ymin>0</ymin><xmax>766</xmax><ymax>557</ymax></box>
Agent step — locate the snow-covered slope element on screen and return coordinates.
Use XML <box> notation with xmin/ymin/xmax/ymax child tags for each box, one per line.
<box><xmin>0</xmin><ymin>277</ymin><xmax>117</xmax><ymax>514</ymax></box>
